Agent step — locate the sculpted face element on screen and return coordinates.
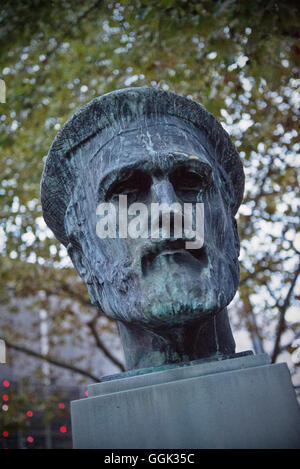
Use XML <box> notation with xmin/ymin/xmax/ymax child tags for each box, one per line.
<box><xmin>65</xmin><ymin>116</ymin><xmax>240</xmax><ymax>330</ymax></box>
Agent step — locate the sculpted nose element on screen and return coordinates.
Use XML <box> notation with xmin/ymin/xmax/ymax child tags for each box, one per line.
<box><xmin>151</xmin><ymin>180</ymin><xmax>177</xmax><ymax>205</ymax></box>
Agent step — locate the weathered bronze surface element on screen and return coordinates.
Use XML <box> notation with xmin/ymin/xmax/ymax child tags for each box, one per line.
<box><xmin>41</xmin><ymin>87</ymin><xmax>245</xmax><ymax>371</ymax></box>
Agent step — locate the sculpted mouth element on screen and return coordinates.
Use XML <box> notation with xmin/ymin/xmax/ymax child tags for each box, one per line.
<box><xmin>141</xmin><ymin>239</ymin><xmax>207</xmax><ymax>275</ymax></box>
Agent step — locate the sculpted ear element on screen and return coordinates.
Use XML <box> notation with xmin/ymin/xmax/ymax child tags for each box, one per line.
<box><xmin>67</xmin><ymin>242</ymin><xmax>93</xmax><ymax>285</ymax></box>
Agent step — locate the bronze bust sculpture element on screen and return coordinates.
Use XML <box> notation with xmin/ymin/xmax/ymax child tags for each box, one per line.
<box><xmin>41</xmin><ymin>87</ymin><xmax>244</xmax><ymax>371</ymax></box>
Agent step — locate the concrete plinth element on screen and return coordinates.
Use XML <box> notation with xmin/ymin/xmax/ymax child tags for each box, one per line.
<box><xmin>71</xmin><ymin>353</ymin><xmax>300</xmax><ymax>449</ymax></box>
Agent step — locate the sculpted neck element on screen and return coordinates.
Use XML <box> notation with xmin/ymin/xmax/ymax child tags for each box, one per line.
<box><xmin>118</xmin><ymin>308</ymin><xmax>235</xmax><ymax>371</ymax></box>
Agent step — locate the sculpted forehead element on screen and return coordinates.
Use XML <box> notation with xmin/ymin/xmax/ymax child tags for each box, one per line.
<box><xmin>72</xmin><ymin>116</ymin><xmax>215</xmax><ymax>193</ymax></box>
<box><xmin>93</xmin><ymin>116</ymin><xmax>212</xmax><ymax>167</ymax></box>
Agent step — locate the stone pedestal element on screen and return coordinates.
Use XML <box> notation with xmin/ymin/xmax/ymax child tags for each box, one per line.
<box><xmin>71</xmin><ymin>353</ymin><xmax>300</xmax><ymax>449</ymax></box>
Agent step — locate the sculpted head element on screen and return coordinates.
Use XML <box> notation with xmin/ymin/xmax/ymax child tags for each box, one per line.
<box><xmin>41</xmin><ymin>87</ymin><xmax>244</xmax><ymax>370</ymax></box>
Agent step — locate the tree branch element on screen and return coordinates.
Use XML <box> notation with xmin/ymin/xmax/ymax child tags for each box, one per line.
<box><xmin>5</xmin><ymin>339</ymin><xmax>100</xmax><ymax>382</ymax></box>
<box><xmin>54</xmin><ymin>281</ymin><xmax>98</xmax><ymax>310</ymax></box>
<box><xmin>278</xmin><ymin>329</ymin><xmax>300</xmax><ymax>355</ymax></box>
<box><xmin>271</xmin><ymin>261</ymin><xmax>300</xmax><ymax>363</ymax></box>
<box><xmin>239</xmin><ymin>295</ymin><xmax>265</xmax><ymax>354</ymax></box>
<box><xmin>87</xmin><ymin>317</ymin><xmax>125</xmax><ymax>372</ymax></box>
<box><xmin>42</xmin><ymin>282</ymin><xmax>125</xmax><ymax>371</ymax></box>
<box><xmin>3</xmin><ymin>279</ymin><xmax>124</xmax><ymax>372</ymax></box>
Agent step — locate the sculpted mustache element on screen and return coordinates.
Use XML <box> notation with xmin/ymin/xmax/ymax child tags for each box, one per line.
<box><xmin>101</xmin><ymin>236</ymin><xmax>208</xmax><ymax>285</ymax></box>
<box><xmin>139</xmin><ymin>239</ymin><xmax>208</xmax><ymax>276</ymax></box>
<box><xmin>140</xmin><ymin>238</ymin><xmax>188</xmax><ymax>261</ymax></box>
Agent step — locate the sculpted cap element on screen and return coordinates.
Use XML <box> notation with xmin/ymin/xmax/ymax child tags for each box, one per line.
<box><xmin>41</xmin><ymin>86</ymin><xmax>244</xmax><ymax>246</ymax></box>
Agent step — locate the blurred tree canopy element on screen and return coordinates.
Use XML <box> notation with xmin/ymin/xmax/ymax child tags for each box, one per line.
<box><xmin>0</xmin><ymin>0</ymin><xmax>299</xmax><ymax>384</ymax></box>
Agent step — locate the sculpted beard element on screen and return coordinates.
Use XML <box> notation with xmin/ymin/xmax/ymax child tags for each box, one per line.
<box><xmin>74</xmin><ymin>218</ymin><xmax>239</xmax><ymax>328</ymax></box>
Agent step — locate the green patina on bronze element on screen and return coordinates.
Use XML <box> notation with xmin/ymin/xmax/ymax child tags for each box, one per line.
<box><xmin>41</xmin><ymin>87</ymin><xmax>245</xmax><ymax>371</ymax></box>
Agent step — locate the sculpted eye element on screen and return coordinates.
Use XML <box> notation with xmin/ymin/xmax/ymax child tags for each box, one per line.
<box><xmin>106</xmin><ymin>170</ymin><xmax>151</xmax><ymax>203</ymax></box>
<box><xmin>169</xmin><ymin>165</ymin><xmax>212</xmax><ymax>202</ymax></box>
